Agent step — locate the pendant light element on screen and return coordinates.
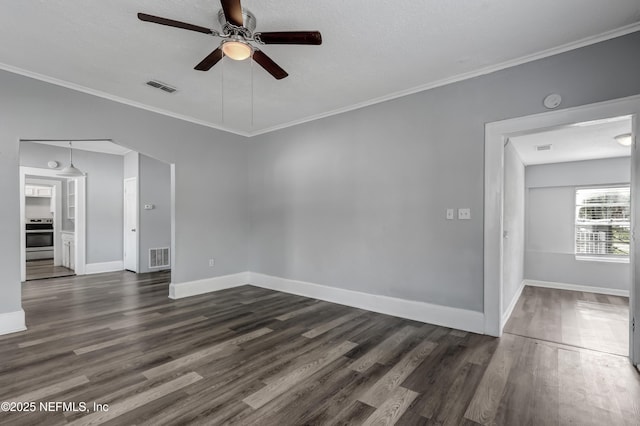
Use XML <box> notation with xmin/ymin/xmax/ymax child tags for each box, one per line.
<box><xmin>57</xmin><ymin>141</ymin><xmax>84</xmax><ymax>177</ymax></box>
<box><xmin>614</xmin><ymin>133</ymin><xmax>633</xmax><ymax>147</ymax></box>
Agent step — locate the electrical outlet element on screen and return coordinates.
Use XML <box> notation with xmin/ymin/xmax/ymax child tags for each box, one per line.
<box><xmin>458</xmin><ymin>208</ymin><xmax>471</xmax><ymax>220</ymax></box>
<box><xmin>208</xmin><ymin>258</ymin><xmax>215</xmax><ymax>267</ymax></box>
<box><xmin>446</xmin><ymin>209</ymin><xmax>454</xmax><ymax>220</ymax></box>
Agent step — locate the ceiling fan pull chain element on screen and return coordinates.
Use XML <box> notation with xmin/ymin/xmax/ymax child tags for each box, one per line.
<box><xmin>221</xmin><ymin>55</ymin><xmax>225</xmax><ymax>124</ymax></box>
<box><xmin>251</xmin><ymin>56</ymin><xmax>254</xmax><ymax>130</ymax></box>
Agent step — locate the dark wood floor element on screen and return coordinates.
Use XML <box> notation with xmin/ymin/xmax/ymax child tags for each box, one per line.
<box><xmin>25</xmin><ymin>259</ymin><xmax>74</xmax><ymax>281</ymax></box>
<box><xmin>1</xmin><ymin>272</ymin><xmax>638</xmax><ymax>425</ymax></box>
<box><xmin>504</xmin><ymin>286</ymin><xmax>629</xmax><ymax>356</ymax></box>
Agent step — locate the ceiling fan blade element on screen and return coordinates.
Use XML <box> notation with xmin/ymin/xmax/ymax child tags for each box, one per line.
<box><xmin>194</xmin><ymin>47</ymin><xmax>224</xmax><ymax>71</ymax></box>
<box><xmin>255</xmin><ymin>31</ymin><xmax>322</xmax><ymax>45</ymax></box>
<box><xmin>138</xmin><ymin>13</ymin><xmax>213</xmax><ymax>34</ymax></box>
<box><xmin>220</xmin><ymin>0</ymin><xmax>243</xmax><ymax>27</ymax></box>
<box><xmin>252</xmin><ymin>50</ymin><xmax>288</xmax><ymax>80</ymax></box>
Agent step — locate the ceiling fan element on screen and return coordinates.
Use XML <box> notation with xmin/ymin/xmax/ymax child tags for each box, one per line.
<box><xmin>138</xmin><ymin>0</ymin><xmax>322</xmax><ymax>80</ymax></box>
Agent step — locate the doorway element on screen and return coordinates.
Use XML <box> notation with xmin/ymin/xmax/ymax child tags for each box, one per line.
<box><xmin>19</xmin><ymin>166</ymin><xmax>86</xmax><ymax>282</ymax></box>
<box><xmin>484</xmin><ymin>94</ymin><xmax>640</xmax><ymax>367</ymax></box>
<box><xmin>502</xmin><ymin>117</ymin><xmax>632</xmax><ymax>356</ymax></box>
<box><xmin>23</xmin><ymin>177</ymin><xmax>76</xmax><ymax>281</ymax></box>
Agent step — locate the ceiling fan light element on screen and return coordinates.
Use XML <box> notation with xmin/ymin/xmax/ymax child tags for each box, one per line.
<box><xmin>614</xmin><ymin>133</ymin><xmax>633</xmax><ymax>146</ymax></box>
<box><xmin>222</xmin><ymin>41</ymin><xmax>252</xmax><ymax>61</ymax></box>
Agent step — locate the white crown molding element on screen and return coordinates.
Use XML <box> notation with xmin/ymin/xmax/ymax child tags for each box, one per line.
<box><xmin>5</xmin><ymin>23</ymin><xmax>635</xmax><ymax>138</ymax></box>
<box><xmin>250</xmin><ymin>23</ymin><xmax>640</xmax><ymax>136</ymax></box>
<box><xmin>525</xmin><ymin>279</ymin><xmax>629</xmax><ymax>297</ymax></box>
<box><xmin>249</xmin><ymin>272</ymin><xmax>485</xmax><ymax>334</ymax></box>
<box><xmin>169</xmin><ymin>272</ymin><xmax>250</xmax><ymax>299</ymax></box>
<box><xmin>0</xmin><ymin>62</ymin><xmax>251</xmax><ymax>138</ymax></box>
<box><xmin>0</xmin><ymin>310</ymin><xmax>26</xmax><ymax>336</ymax></box>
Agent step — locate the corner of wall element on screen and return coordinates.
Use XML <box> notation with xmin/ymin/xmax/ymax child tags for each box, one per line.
<box><xmin>0</xmin><ymin>309</ymin><xmax>26</xmax><ymax>336</ymax></box>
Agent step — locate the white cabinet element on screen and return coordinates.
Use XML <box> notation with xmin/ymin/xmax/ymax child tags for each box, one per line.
<box><xmin>67</xmin><ymin>180</ymin><xmax>76</xmax><ymax>220</ymax></box>
<box><xmin>61</xmin><ymin>233</ymin><xmax>75</xmax><ymax>270</ymax></box>
<box><xmin>25</xmin><ymin>185</ymin><xmax>52</xmax><ymax>197</ymax></box>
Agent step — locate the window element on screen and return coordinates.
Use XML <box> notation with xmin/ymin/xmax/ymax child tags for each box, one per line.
<box><xmin>575</xmin><ymin>186</ymin><xmax>630</xmax><ymax>260</ymax></box>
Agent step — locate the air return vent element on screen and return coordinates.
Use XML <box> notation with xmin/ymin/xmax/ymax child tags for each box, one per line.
<box><xmin>149</xmin><ymin>247</ymin><xmax>170</xmax><ymax>269</ymax></box>
<box><xmin>536</xmin><ymin>144</ymin><xmax>552</xmax><ymax>151</ymax></box>
<box><xmin>145</xmin><ymin>80</ymin><xmax>177</xmax><ymax>93</ymax></box>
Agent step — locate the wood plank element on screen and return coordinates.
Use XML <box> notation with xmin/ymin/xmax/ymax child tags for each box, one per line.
<box><xmin>302</xmin><ymin>310</ymin><xmax>365</xmax><ymax>338</ymax></box>
<box><xmin>361</xmin><ymin>386</ymin><xmax>419</xmax><ymax>426</ymax></box>
<box><xmin>73</xmin><ymin>316</ymin><xmax>209</xmax><ymax>355</ymax></box>
<box><xmin>5</xmin><ymin>375</ymin><xmax>89</xmax><ymax>403</ymax></box>
<box><xmin>359</xmin><ymin>339</ymin><xmax>437</xmax><ymax>407</ymax></box>
<box><xmin>142</xmin><ymin>327</ymin><xmax>272</xmax><ymax>379</ymax></box>
<box><xmin>464</xmin><ymin>333</ymin><xmax>517</xmax><ymax>424</ymax></box>
<box><xmin>275</xmin><ymin>301</ymin><xmax>325</xmax><ymax>321</ymax></box>
<box><xmin>67</xmin><ymin>372</ymin><xmax>202</xmax><ymax>425</ymax></box>
<box><xmin>349</xmin><ymin>325</ymin><xmax>416</xmax><ymax>373</ymax></box>
<box><xmin>242</xmin><ymin>340</ymin><xmax>358</xmax><ymax>409</ymax></box>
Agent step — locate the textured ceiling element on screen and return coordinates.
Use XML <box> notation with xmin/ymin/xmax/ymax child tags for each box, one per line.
<box><xmin>1</xmin><ymin>1</ymin><xmax>639</xmax><ymax>136</ymax></box>
<box><xmin>510</xmin><ymin>117</ymin><xmax>632</xmax><ymax>165</ymax></box>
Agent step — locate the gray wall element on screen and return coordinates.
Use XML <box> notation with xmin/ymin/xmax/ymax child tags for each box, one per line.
<box><xmin>123</xmin><ymin>151</ymin><xmax>139</xmax><ymax>180</ymax></box>
<box><xmin>249</xmin><ymin>32</ymin><xmax>640</xmax><ymax>312</ymax></box>
<box><xmin>139</xmin><ymin>154</ymin><xmax>171</xmax><ymax>273</ymax></box>
<box><xmin>502</xmin><ymin>143</ymin><xmax>525</xmax><ymax>314</ymax></box>
<box><xmin>25</xmin><ymin>196</ymin><xmax>51</xmax><ymax>219</ymax></box>
<box><xmin>0</xmin><ymin>70</ymin><xmax>248</xmax><ymax>316</ymax></box>
<box><xmin>1</xmin><ymin>31</ymin><xmax>639</xmax><ymax>318</ymax></box>
<box><xmin>20</xmin><ymin>142</ymin><xmax>124</xmax><ymax>264</ymax></box>
<box><xmin>525</xmin><ymin>157</ymin><xmax>631</xmax><ymax>291</ymax></box>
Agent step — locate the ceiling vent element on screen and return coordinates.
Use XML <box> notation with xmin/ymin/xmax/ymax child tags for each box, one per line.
<box><xmin>536</xmin><ymin>144</ymin><xmax>552</xmax><ymax>151</ymax></box>
<box><xmin>146</xmin><ymin>80</ymin><xmax>177</xmax><ymax>93</ymax></box>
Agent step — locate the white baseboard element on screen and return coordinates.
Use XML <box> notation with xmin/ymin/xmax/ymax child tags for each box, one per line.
<box><xmin>249</xmin><ymin>272</ymin><xmax>485</xmax><ymax>334</ymax></box>
<box><xmin>169</xmin><ymin>272</ymin><xmax>250</xmax><ymax>299</ymax></box>
<box><xmin>0</xmin><ymin>310</ymin><xmax>26</xmax><ymax>336</ymax></box>
<box><xmin>525</xmin><ymin>279</ymin><xmax>629</xmax><ymax>297</ymax></box>
<box><xmin>501</xmin><ymin>280</ymin><xmax>525</xmax><ymax>328</ymax></box>
<box><xmin>85</xmin><ymin>261</ymin><xmax>124</xmax><ymax>275</ymax></box>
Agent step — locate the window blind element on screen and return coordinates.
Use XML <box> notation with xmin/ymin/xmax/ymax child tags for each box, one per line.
<box><xmin>575</xmin><ymin>186</ymin><xmax>630</xmax><ymax>257</ymax></box>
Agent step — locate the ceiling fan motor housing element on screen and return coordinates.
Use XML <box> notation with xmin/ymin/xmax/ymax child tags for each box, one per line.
<box><xmin>217</xmin><ymin>8</ymin><xmax>256</xmax><ymax>36</ymax></box>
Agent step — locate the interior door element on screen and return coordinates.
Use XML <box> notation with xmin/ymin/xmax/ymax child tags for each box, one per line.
<box><xmin>124</xmin><ymin>178</ymin><xmax>138</xmax><ymax>272</ymax></box>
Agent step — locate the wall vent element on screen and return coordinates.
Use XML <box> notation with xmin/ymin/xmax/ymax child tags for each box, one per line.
<box><xmin>149</xmin><ymin>247</ymin><xmax>170</xmax><ymax>269</ymax></box>
<box><xmin>536</xmin><ymin>144</ymin><xmax>552</xmax><ymax>151</ymax></box>
<box><xmin>145</xmin><ymin>80</ymin><xmax>177</xmax><ymax>94</ymax></box>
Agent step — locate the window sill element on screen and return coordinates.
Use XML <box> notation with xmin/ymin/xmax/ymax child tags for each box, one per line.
<box><xmin>575</xmin><ymin>256</ymin><xmax>629</xmax><ymax>264</ymax></box>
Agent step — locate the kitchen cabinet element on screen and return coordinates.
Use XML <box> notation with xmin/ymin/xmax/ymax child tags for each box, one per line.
<box><xmin>25</xmin><ymin>185</ymin><xmax>52</xmax><ymax>197</ymax></box>
<box><xmin>61</xmin><ymin>233</ymin><xmax>75</xmax><ymax>270</ymax></box>
<box><xmin>67</xmin><ymin>180</ymin><xmax>76</xmax><ymax>220</ymax></box>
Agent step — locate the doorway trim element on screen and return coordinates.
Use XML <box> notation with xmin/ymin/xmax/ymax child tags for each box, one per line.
<box><xmin>484</xmin><ymin>94</ymin><xmax>640</xmax><ymax>366</ymax></box>
<box><xmin>123</xmin><ymin>177</ymin><xmax>139</xmax><ymax>273</ymax></box>
<box><xmin>20</xmin><ymin>166</ymin><xmax>86</xmax><ymax>280</ymax></box>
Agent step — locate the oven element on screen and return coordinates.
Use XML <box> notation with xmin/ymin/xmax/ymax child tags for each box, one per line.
<box><xmin>26</xmin><ymin>218</ymin><xmax>54</xmax><ymax>259</ymax></box>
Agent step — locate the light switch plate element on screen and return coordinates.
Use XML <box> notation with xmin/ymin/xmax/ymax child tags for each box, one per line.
<box><xmin>458</xmin><ymin>208</ymin><xmax>471</xmax><ymax>220</ymax></box>
<box><xmin>446</xmin><ymin>209</ymin><xmax>454</xmax><ymax>220</ymax></box>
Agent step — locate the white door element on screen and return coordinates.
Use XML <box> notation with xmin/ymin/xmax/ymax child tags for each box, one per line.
<box><xmin>124</xmin><ymin>178</ymin><xmax>138</xmax><ymax>272</ymax></box>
